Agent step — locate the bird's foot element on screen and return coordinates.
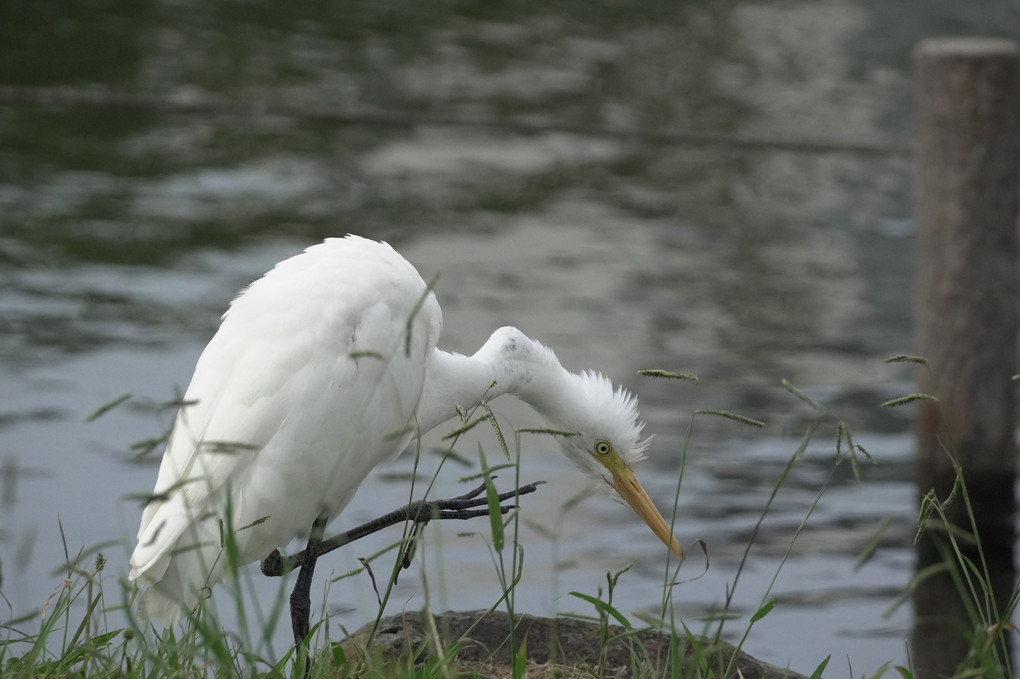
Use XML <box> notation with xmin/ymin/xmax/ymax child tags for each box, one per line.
<box><xmin>260</xmin><ymin>478</ymin><xmax>545</xmax><ymax>577</ymax></box>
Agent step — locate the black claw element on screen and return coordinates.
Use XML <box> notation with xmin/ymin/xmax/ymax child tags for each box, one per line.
<box><xmin>261</xmin><ymin>548</ymin><xmax>282</xmax><ymax>576</ymax></box>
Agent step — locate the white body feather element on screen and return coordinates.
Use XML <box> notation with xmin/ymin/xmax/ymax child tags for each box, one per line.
<box><xmin>130</xmin><ymin>237</ymin><xmax>441</xmax><ymax>622</ymax></box>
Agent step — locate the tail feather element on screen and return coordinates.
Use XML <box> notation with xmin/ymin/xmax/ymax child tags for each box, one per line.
<box><xmin>130</xmin><ymin>495</ymin><xmax>195</xmax><ymax>584</ymax></box>
<box><xmin>130</xmin><ymin>516</ymin><xmax>225</xmax><ymax>626</ymax></box>
<box><xmin>135</xmin><ymin>577</ymin><xmax>192</xmax><ymax>626</ymax></box>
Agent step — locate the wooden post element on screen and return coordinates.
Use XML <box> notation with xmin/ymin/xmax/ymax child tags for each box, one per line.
<box><xmin>913</xmin><ymin>38</ymin><xmax>1020</xmax><ymax>677</ymax></box>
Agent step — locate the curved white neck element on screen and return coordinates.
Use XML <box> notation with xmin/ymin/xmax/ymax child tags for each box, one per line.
<box><xmin>416</xmin><ymin>327</ymin><xmax>569</xmax><ymax>435</ymax></box>
<box><xmin>416</xmin><ymin>349</ymin><xmax>501</xmax><ymax>433</ymax></box>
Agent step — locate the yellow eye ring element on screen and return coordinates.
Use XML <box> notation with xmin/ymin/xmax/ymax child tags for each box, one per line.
<box><xmin>594</xmin><ymin>440</ymin><xmax>612</xmax><ymax>455</ymax></box>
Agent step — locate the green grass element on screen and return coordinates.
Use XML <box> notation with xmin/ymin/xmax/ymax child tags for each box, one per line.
<box><xmin>2</xmin><ymin>372</ymin><xmax>1017</xmax><ymax>678</ymax></box>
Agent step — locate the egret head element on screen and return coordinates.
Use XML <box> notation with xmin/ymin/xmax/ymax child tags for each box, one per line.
<box><xmin>481</xmin><ymin>327</ymin><xmax>684</xmax><ymax>559</ymax></box>
<box><xmin>549</xmin><ymin>371</ymin><xmax>684</xmax><ymax>560</ymax></box>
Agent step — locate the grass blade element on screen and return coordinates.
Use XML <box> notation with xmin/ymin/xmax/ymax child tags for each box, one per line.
<box><xmin>637</xmin><ymin>369</ymin><xmax>698</xmax><ymax>382</ymax></box>
<box><xmin>83</xmin><ymin>393</ymin><xmax>132</xmax><ymax>422</ymax></box>
<box><xmin>479</xmin><ymin>450</ymin><xmax>504</xmax><ymax>553</ymax></box>
<box><xmin>809</xmin><ymin>655</ymin><xmax>831</xmax><ymax>679</ymax></box>
<box><xmin>695</xmin><ymin>409</ymin><xmax>766</xmax><ymax>429</ymax></box>
<box><xmin>782</xmin><ymin>378</ymin><xmax>824</xmax><ymax>412</ymax></box>
<box><xmin>750</xmin><ymin>598</ymin><xmax>776</xmax><ymax>623</ymax></box>
<box><xmin>884</xmin><ymin>354</ymin><xmax>927</xmax><ymax>365</ymax></box>
<box><xmin>881</xmin><ymin>393</ymin><xmax>937</xmax><ymax>408</ymax></box>
<box><xmin>568</xmin><ymin>592</ymin><xmax>632</xmax><ymax>628</ymax></box>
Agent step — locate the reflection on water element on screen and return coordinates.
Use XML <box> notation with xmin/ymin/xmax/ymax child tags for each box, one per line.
<box><xmin>2</xmin><ymin>0</ymin><xmax>1009</xmax><ymax>673</ymax></box>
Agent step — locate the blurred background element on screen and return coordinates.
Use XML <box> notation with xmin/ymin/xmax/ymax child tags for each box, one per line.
<box><xmin>2</xmin><ymin>0</ymin><xmax>1019</xmax><ymax>673</ymax></box>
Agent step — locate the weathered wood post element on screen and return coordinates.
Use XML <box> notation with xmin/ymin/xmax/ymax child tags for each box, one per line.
<box><xmin>912</xmin><ymin>38</ymin><xmax>1020</xmax><ymax>677</ymax></box>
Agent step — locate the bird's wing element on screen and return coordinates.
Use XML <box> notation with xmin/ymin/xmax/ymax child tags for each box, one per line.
<box><xmin>130</xmin><ymin>236</ymin><xmax>443</xmax><ymax>590</ymax></box>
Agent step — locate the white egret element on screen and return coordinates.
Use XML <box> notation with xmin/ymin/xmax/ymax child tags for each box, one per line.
<box><xmin>129</xmin><ymin>235</ymin><xmax>683</xmax><ymax>635</ymax></box>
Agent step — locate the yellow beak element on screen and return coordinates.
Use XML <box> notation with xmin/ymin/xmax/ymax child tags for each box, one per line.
<box><xmin>610</xmin><ymin>465</ymin><xmax>684</xmax><ymax>559</ymax></box>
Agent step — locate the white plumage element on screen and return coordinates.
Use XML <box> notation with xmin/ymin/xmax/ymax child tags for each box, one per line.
<box><xmin>129</xmin><ymin>235</ymin><xmax>681</xmax><ymax>625</ymax></box>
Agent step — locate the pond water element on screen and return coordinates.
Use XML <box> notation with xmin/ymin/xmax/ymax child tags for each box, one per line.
<box><xmin>2</xmin><ymin>0</ymin><xmax>1017</xmax><ymax>674</ymax></box>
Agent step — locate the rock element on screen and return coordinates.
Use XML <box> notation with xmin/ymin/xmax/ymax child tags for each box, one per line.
<box><xmin>340</xmin><ymin>610</ymin><xmax>808</xmax><ymax>679</ymax></box>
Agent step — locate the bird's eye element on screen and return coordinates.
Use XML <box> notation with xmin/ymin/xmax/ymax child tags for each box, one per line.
<box><xmin>594</xmin><ymin>440</ymin><xmax>612</xmax><ymax>456</ymax></box>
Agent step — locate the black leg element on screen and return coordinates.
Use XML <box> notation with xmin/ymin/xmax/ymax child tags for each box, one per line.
<box><xmin>261</xmin><ymin>480</ymin><xmax>545</xmax><ymax>578</ymax></box>
<box><xmin>291</xmin><ymin>514</ymin><xmax>327</xmax><ymax>663</ymax></box>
